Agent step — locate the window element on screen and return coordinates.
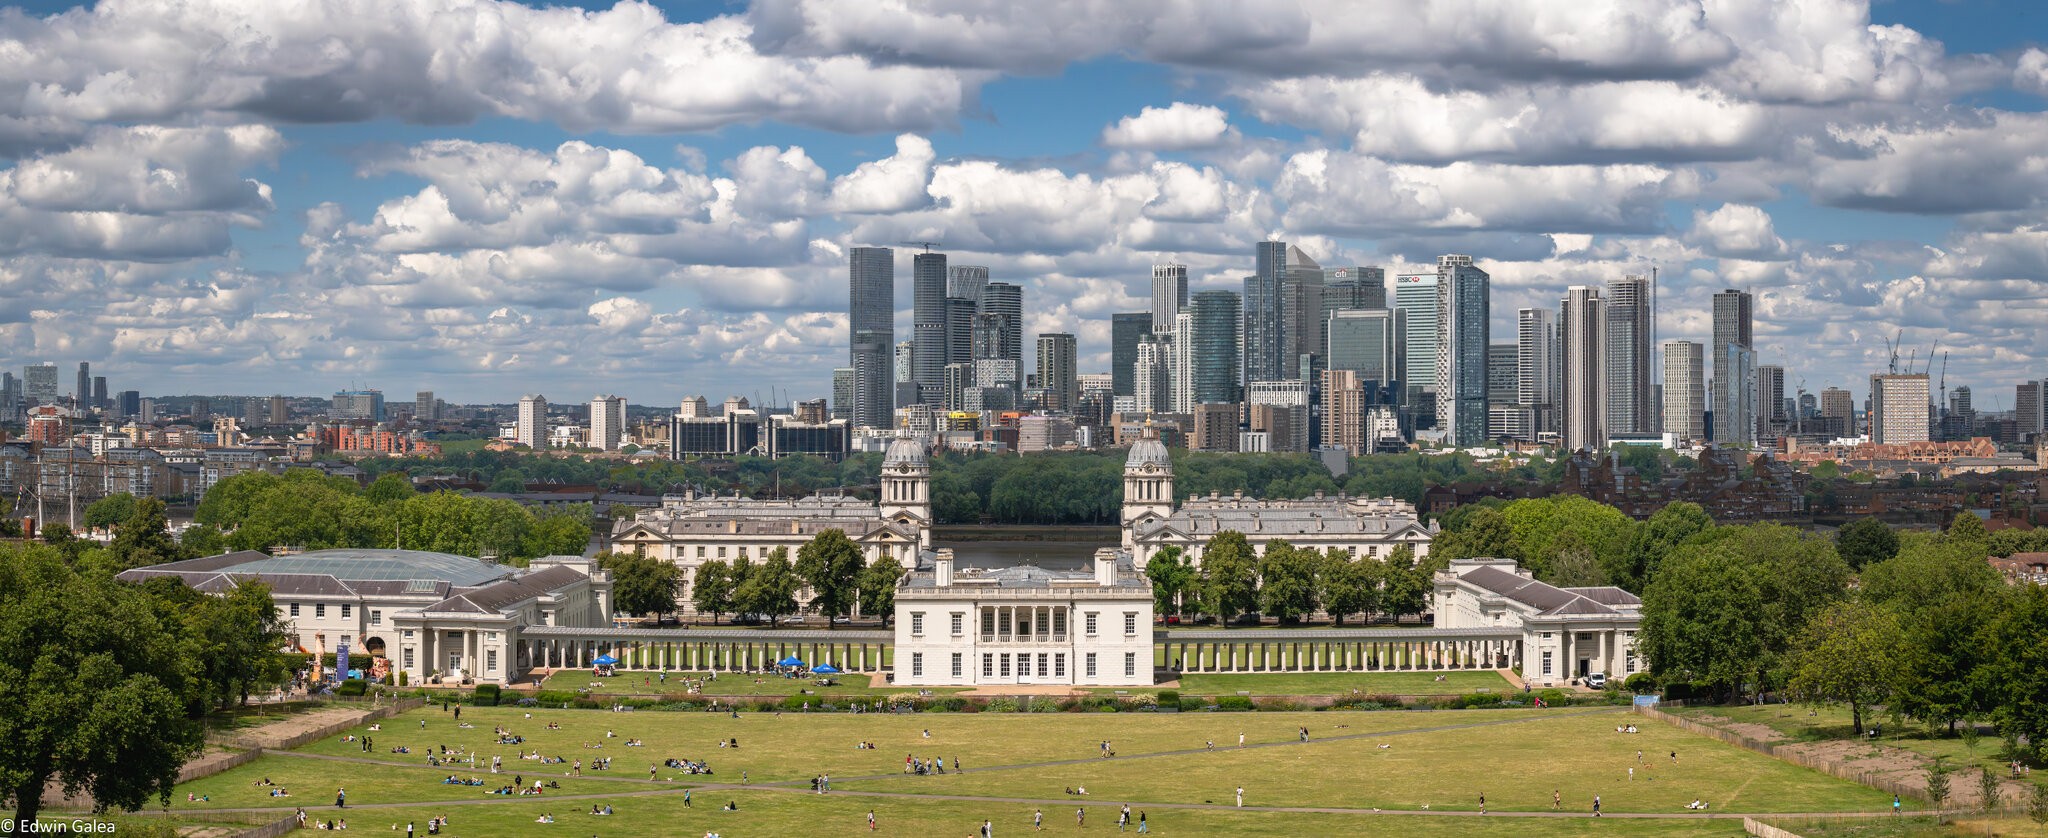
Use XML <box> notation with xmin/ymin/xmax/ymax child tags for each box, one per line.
<box><xmin>1085</xmin><ymin>612</ymin><xmax>1098</xmax><ymax>636</ymax></box>
<box><xmin>486</xmin><ymin>650</ymin><xmax>498</xmax><ymax>673</ymax></box>
<box><xmin>402</xmin><ymin>630</ymin><xmax>414</xmax><ymax>639</ymax></box>
<box><xmin>739</xmin><ymin>546</ymin><xmax>748</xmax><ymax>559</ymax></box>
<box><xmin>1625</xmin><ymin>652</ymin><xmax>1637</xmax><ymax>673</ymax></box>
<box><xmin>1085</xmin><ymin>653</ymin><xmax>1097</xmax><ymax>678</ymax></box>
<box><xmin>341</xmin><ymin>635</ymin><xmax>353</xmax><ymax>647</ymax></box>
<box><xmin>982</xmin><ymin>654</ymin><xmax>993</xmax><ymax>678</ymax></box>
<box><xmin>340</xmin><ymin>604</ymin><xmax>352</xmax><ymax>619</ymax></box>
<box><xmin>696</xmin><ymin>546</ymin><xmax>705</xmax><ymax>558</ymax></box>
<box><xmin>980</xmin><ymin>609</ymin><xmax>995</xmax><ymax>638</ymax></box>
<box><xmin>1052</xmin><ymin>609</ymin><xmax>1067</xmax><ymax>638</ymax></box>
<box><xmin>1541</xmin><ymin>651</ymin><xmax>1553</xmax><ymax>676</ymax></box>
<box><xmin>1540</xmin><ymin>632</ymin><xmax>1552</xmax><ymax>640</ymax></box>
<box><xmin>1123</xmin><ymin>612</ymin><xmax>1137</xmax><ymax>636</ymax></box>
<box><xmin>718</xmin><ymin>546</ymin><xmax>727</xmax><ymax>558</ymax></box>
<box><xmin>315</xmin><ymin>604</ymin><xmax>326</xmax><ymax>618</ymax></box>
<box><xmin>370</xmin><ymin>609</ymin><xmax>382</xmax><ymax>626</ymax></box>
<box><xmin>1055</xmin><ymin>654</ymin><xmax>1066</xmax><ymax>678</ymax></box>
<box><xmin>402</xmin><ymin>648</ymin><xmax>415</xmax><ymax>668</ymax></box>
<box><xmin>289</xmin><ymin>602</ymin><xmax>300</xmax><ymax>617</ymax></box>
<box><xmin>1125</xmin><ymin>653</ymin><xmax>1136</xmax><ymax>677</ymax></box>
<box><xmin>950</xmin><ymin>612</ymin><xmax>964</xmax><ymax>636</ymax></box>
<box><xmin>911</xmin><ymin>612</ymin><xmax>925</xmax><ymax>636</ymax></box>
<box><xmin>951</xmin><ymin>653</ymin><xmax>962</xmax><ymax>678</ymax></box>
<box><xmin>1037</xmin><ymin>654</ymin><xmax>1048</xmax><ymax>678</ymax></box>
<box><xmin>911</xmin><ymin>653</ymin><xmax>924</xmax><ymax>678</ymax></box>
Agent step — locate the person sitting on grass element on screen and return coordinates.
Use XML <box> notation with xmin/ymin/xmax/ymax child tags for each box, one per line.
<box><xmin>1686</xmin><ymin>799</ymin><xmax>1708</xmax><ymax>810</ymax></box>
<box><xmin>723</xmin><ymin>801</ymin><xmax>738</xmax><ymax>811</ymax></box>
<box><xmin>535</xmin><ymin>813</ymin><xmax>554</xmax><ymax>824</ymax></box>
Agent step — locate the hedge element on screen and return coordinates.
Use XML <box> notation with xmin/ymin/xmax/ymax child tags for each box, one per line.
<box><xmin>335</xmin><ymin>678</ymin><xmax>367</xmax><ymax>697</ymax></box>
<box><xmin>472</xmin><ymin>684</ymin><xmax>501</xmax><ymax>707</ymax></box>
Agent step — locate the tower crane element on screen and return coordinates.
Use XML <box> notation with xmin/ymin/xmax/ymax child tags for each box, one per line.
<box><xmin>899</xmin><ymin>241</ymin><xmax>943</xmax><ymax>253</ymax></box>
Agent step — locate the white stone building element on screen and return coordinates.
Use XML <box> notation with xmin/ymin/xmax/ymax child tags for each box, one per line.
<box><xmin>1432</xmin><ymin>557</ymin><xmax>1641</xmax><ymax>686</ymax></box>
<box><xmin>118</xmin><ymin>548</ymin><xmax>613</xmax><ymax>686</ymax></box>
<box><xmin>608</xmin><ymin>436</ymin><xmax>933</xmax><ymax>613</ymax></box>
<box><xmin>893</xmin><ymin>548</ymin><xmax>1154</xmax><ymax>687</ymax></box>
<box><xmin>1121</xmin><ymin>430</ymin><xmax>1435</xmax><ymax>567</ymax></box>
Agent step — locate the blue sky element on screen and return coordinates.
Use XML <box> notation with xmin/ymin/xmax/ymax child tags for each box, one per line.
<box><xmin>0</xmin><ymin>0</ymin><xmax>2044</xmax><ymax>409</ymax></box>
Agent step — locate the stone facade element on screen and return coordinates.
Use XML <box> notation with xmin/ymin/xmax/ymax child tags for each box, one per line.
<box><xmin>1432</xmin><ymin>557</ymin><xmax>1641</xmax><ymax>687</ymax></box>
<box><xmin>893</xmin><ymin>548</ymin><xmax>1154</xmax><ymax>687</ymax></box>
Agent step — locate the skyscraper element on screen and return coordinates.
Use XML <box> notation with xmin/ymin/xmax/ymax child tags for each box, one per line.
<box><xmin>0</xmin><ymin>372</ymin><xmax>16</xmax><ymax>422</ymax></box>
<box><xmin>414</xmin><ymin>391</ymin><xmax>436</xmax><ymax>421</ymax></box>
<box><xmin>911</xmin><ymin>250</ymin><xmax>949</xmax><ymax>405</ymax></box>
<box><xmin>1133</xmin><ymin>333</ymin><xmax>1172</xmax><ymax>415</ymax></box>
<box><xmin>1604</xmin><ymin>274</ymin><xmax>1653</xmax><ymax>435</ymax></box>
<box><xmin>1756</xmin><ymin>365</ymin><xmax>1786</xmax><ymax>436</ymax></box>
<box><xmin>1279</xmin><ymin>245</ymin><xmax>1325</xmax><ymax>382</ymax></box>
<box><xmin>75</xmin><ymin>362</ymin><xmax>89</xmax><ymax>407</ymax></box>
<box><xmin>1323</xmin><ymin>266</ymin><xmax>1387</xmax><ymax>312</ymax></box>
<box><xmin>22</xmin><ymin>362</ymin><xmax>57</xmax><ymax>405</ymax></box>
<box><xmin>848</xmin><ymin>246</ymin><xmax>896</xmax><ymax>428</ymax></box>
<box><xmin>91</xmin><ymin>376</ymin><xmax>107</xmax><ymax>410</ymax></box>
<box><xmin>119</xmin><ymin>390</ymin><xmax>142</xmax><ymax>421</ymax></box>
<box><xmin>516</xmin><ymin>394</ymin><xmax>548</xmax><ymax>449</ymax></box>
<box><xmin>1869</xmin><ymin>374</ymin><xmax>1931</xmax><ymax>445</ymax></box>
<box><xmin>1243</xmin><ymin>241</ymin><xmax>1288</xmax><ymax>386</ymax></box>
<box><xmin>1662</xmin><ymin>341</ymin><xmax>1705</xmax><ymax>442</ymax></box>
<box><xmin>1711</xmin><ymin>288</ymin><xmax>1753</xmax><ymax>445</ymax></box>
<box><xmin>1326</xmin><ymin>308</ymin><xmax>1405</xmax><ymax>384</ymax></box>
<box><xmin>1517</xmin><ymin>308</ymin><xmax>1560</xmax><ymax>434</ymax></box>
<box><xmin>1821</xmin><ymin>387</ymin><xmax>1855</xmax><ymax>436</ymax></box>
<box><xmin>979</xmin><ymin>281</ymin><xmax>1024</xmax><ymax>364</ymax></box>
<box><xmin>1487</xmin><ymin>344</ymin><xmax>1519</xmax><ymax>406</ymax></box>
<box><xmin>1035</xmin><ymin>333</ymin><xmax>1078</xmax><ymax>411</ymax></box>
<box><xmin>1151</xmin><ymin>264</ymin><xmax>1188</xmax><ymax>333</ymax></box>
<box><xmin>589</xmin><ymin>394</ymin><xmax>626</xmax><ymax>451</ymax></box>
<box><xmin>1188</xmin><ymin>290</ymin><xmax>1243</xmax><ymax>405</ymax></box>
<box><xmin>946</xmin><ymin>296</ymin><xmax>976</xmax><ymax>367</ymax></box>
<box><xmin>1392</xmin><ymin>273</ymin><xmax>1439</xmax><ymax>422</ymax></box>
<box><xmin>947</xmin><ymin>265</ymin><xmax>988</xmax><ymax>302</ymax></box>
<box><xmin>2015</xmin><ymin>381</ymin><xmax>2043</xmax><ymax>438</ymax></box>
<box><xmin>1722</xmin><ymin>345</ymin><xmax>1757</xmax><ymax>446</ymax></box>
<box><xmin>1110</xmin><ymin>312</ymin><xmax>1150</xmax><ymax>398</ymax></box>
<box><xmin>1560</xmin><ymin>286</ymin><xmax>1607</xmax><ymax>452</ymax></box>
<box><xmin>831</xmin><ymin>368</ymin><xmax>855</xmax><ymax>421</ymax></box>
<box><xmin>1435</xmin><ymin>255</ymin><xmax>1490</xmax><ymax>446</ymax></box>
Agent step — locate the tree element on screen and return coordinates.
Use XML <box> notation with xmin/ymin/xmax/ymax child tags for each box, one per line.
<box><xmin>2029</xmin><ymin>782</ymin><xmax>2048</xmax><ymax>826</ymax></box>
<box><xmin>857</xmin><ymin>560</ymin><xmax>905</xmax><ymax>623</ymax></box>
<box><xmin>1787</xmin><ymin>601</ymin><xmax>1903</xmax><ymax>735</ymax></box>
<box><xmin>0</xmin><ymin>545</ymin><xmax>203</xmax><ymax>827</ymax></box>
<box><xmin>1497</xmin><ymin>496</ymin><xmax>1636</xmax><ymax>581</ymax></box>
<box><xmin>1142</xmin><ymin>546</ymin><xmax>1196</xmax><ymax>618</ymax></box>
<box><xmin>1197</xmin><ymin>532</ymin><xmax>1259</xmax><ymax>624</ymax></box>
<box><xmin>365</xmin><ymin>473</ymin><xmax>416</xmax><ymax>504</ymax></box>
<box><xmin>1613</xmin><ymin>502</ymin><xmax>1713</xmax><ymax>592</ymax></box>
<box><xmin>736</xmin><ymin>548</ymin><xmax>799</xmax><ymax>625</ymax></box>
<box><xmin>109</xmin><ymin>497</ymin><xmax>185</xmax><ymax>569</ymax></box>
<box><xmin>794</xmin><ymin>530</ymin><xmax>866</xmax><ymax>622</ymax></box>
<box><xmin>599</xmin><ymin>552</ymin><xmax>682</xmax><ymax>621</ymax></box>
<box><xmin>1256</xmin><ymin>540</ymin><xmax>1320</xmax><ymax>623</ymax></box>
<box><xmin>523</xmin><ymin>509</ymin><xmax>592</xmax><ymax>558</ymax></box>
<box><xmin>690</xmin><ymin>560</ymin><xmax>736</xmax><ymax>624</ymax></box>
<box><xmin>82</xmin><ymin>493</ymin><xmax>138</xmax><ymax>533</ymax></box>
<box><xmin>1835</xmin><ymin>517</ymin><xmax>1899</xmax><ymax>570</ymax></box>
<box><xmin>487</xmin><ymin>476</ymin><xmax>526</xmax><ymax>494</ymax></box>
<box><xmin>1317</xmin><ymin>549</ymin><xmax>1382</xmax><ymax>626</ymax></box>
<box><xmin>1979</xmin><ymin>584</ymin><xmax>2048</xmax><ymax>763</ymax></box>
<box><xmin>1926</xmin><ymin>758</ymin><xmax>1952</xmax><ymax>816</ymax></box>
<box><xmin>1945</xmin><ymin>511</ymin><xmax>1989</xmax><ymax>549</ymax></box>
<box><xmin>1544</xmin><ymin>530</ymin><xmax>1608</xmax><ymax>588</ymax></box>
<box><xmin>181</xmin><ymin>580</ymin><xmax>292</xmax><ymax>709</ymax></box>
<box><xmin>179</xmin><ymin>523</ymin><xmax>226</xmax><ymax>557</ymax></box>
<box><xmin>1380</xmin><ymin>545</ymin><xmax>1434</xmax><ymax>622</ymax></box>
<box><xmin>1638</xmin><ymin>541</ymin><xmax>1769</xmax><ymax>700</ymax></box>
<box><xmin>1979</xmin><ymin>767</ymin><xmax>2000</xmax><ymax>812</ymax></box>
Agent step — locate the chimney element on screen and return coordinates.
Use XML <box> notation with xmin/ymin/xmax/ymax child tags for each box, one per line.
<box><xmin>1094</xmin><ymin>548</ymin><xmax>1117</xmax><ymax>587</ymax></box>
<box><xmin>935</xmin><ymin>549</ymin><xmax>954</xmax><ymax>587</ymax></box>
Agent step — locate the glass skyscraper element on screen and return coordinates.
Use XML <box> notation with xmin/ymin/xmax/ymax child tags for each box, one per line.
<box><xmin>911</xmin><ymin>251</ymin><xmax>949</xmax><ymax>405</ymax></box>
<box><xmin>1189</xmin><ymin>290</ymin><xmax>1243</xmax><ymax>405</ymax></box>
<box><xmin>1242</xmin><ymin>241</ymin><xmax>1288</xmax><ymax>387</ymax></box>
<box><xmin>847</xmin><ymin>246</ymin><xmax>895</xmax><ymax>428</ymax></box>
<box><xmin>1392</xmin><ymin>273</ymin><xmax>1438</xmax><ymax>419</ymax></box>
<box><xmin>1434</xmin><ymin>255</ymin><xmax>1490</xmax><ymax>446</ymax></box>
<box><xmin>1111</xmin><ymin>312</ymin><xmax>1150</xmax><ymax>397</ymax></box>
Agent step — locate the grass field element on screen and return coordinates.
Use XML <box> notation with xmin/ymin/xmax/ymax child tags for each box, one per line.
<box><xmin>123</xmin><ymin>694</ymin><xmax>1963</xmax><ymax>838</ymax></box>
<box><xmin>1673</xmin><ymin>704</ymin><xmax>2046</xmax><ymax>795</ymax></box>
<box><xmin>1173</xmin><ymin>670</ymin><xmax>1514</xmax><ymax>695</ymax></box>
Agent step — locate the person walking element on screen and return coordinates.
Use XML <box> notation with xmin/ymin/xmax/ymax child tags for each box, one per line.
<box><xmin>1238</xmin><ymin>732</ymin><xmax>1245</xmax><ymax>748</ymax></box>
<box><xmin>1118</xmin><ymin>804</ymin><xmax>1130</xmax><ymax>831</ymax></box>
<box><xmin>1235</xmin><ymin>787</ymin><xmax>1244</xmax><ymax>808</ymax></box>
<box><xmin>336</xmin><ymin>788</ymin><xmax>346</xmax><ymax>809</ymax></box>
<box><xmin>1136</xmin><ymin>811</ymin><xmax>1147</xmax><ymax>833</ymax></box>
<box><xmin>982</xmin><ymin>818</ymin><xmax>994</xmax><ymax>837</ymax></box>
<box><xmin>1076</xmin><ymin>808</ymin><xmax>1085</xmax><ymax>827</ymax></box>
<box><xmin>1479</xmin><ymin>792</ymin><xmax>1486</xmax><ymax>814</ymax></box>
<box><xmin>684</xmin><ymin>789</ymin><xmax>692</xmax><ymax>808</ymax></box>
<box><xmin>1033</xmin><ymin>809</ymin><xmax>1043</xmax><ymax>831</ymax></box>
<box><xmin>1553</xmin><ymin>789</ymin><xmax>1561</xmax><ymax>810</ymax></box>
<box><xmin>1593</xmin><ymin>795</ymin><xmax>1602</xmax><ymax>817</ymax></box>
<box><xmin>867</xmin><ymin>810</ymin><xmax>876</xmax><ymax>831</ymax></box>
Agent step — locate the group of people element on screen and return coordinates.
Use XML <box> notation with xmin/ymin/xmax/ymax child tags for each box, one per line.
<box><xmin>905</xmin><ymin>754</ymin><xmax>954</xmax><ymax>775</ymax></box>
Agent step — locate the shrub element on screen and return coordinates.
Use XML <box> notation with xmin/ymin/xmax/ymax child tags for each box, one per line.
<box><xmin>570</xmin><ymin>698</ymin><xmax>602</xmax><ymax>710</ymax></box>
<box><xmin>1622</xmin><ymin>673</ymin><xmax>1659</xmax><ymax>694</ymax></box>
<box><xmin>472</xmin><ymin>684</ymin><xmax>501</xmax><ymax>707</ymax></box>
<box><xmin>335</xmin><ymin>678</ymin><xmax>367</xmax><ymax>697</ymax></box>
<box><xmin>534</xmin><ymin>690</ymin><xmax>580</xmax><ymax>705</ymax></box>
<box><xmin>397</xmin><ymin>671</ymin><xmax>409</xmax><ymax>687</ymax></box>
<box><xmin>928</xmin><ymin>697</ymin><xmax>970</xmax><ymax>713</ymax></box>
<box><xmin>1177</xmin><ymin>696</ymin><xmax>1205</xmax><ymax>713</ymax></box>
<box><xmin>1156</xmin><ymin>690</ymin><xmax>1180</xmax><ymax>706</ymax></box>
<box><xmin>985</xmin><ymin>697</ymin><xmax>1020</xmax><ymax>713</ymax></box>
<box><xmin>1216</xmin><ymin>695</ymin><xmax>1255</xmax><ymax>712</ymax></box>
<box><xmin>1253</xmin><ymin>698</ymin><xmax>1303</xmax><ymax>712</ymax></box>
<box><xmin>516</xmin><ymin>697</ymin><xmax>539</xmax><ymax>707</ymax></box>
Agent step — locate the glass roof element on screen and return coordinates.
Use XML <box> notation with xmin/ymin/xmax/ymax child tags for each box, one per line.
<box><xmin>229</xmin><ymin>549</ymin><xmax>512</xmax><ymax>587</ymax></box>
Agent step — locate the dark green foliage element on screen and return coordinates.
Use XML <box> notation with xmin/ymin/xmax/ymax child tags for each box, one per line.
<box><xmin>1197</xmin><ymin>532</ymin><xmax>1258</xmax><ymax>623</ymax></box>
<box><xmin>1143</xmin><ymin>546</ymin><xmax>1196</xmax><ymax>618</ymax></box>
<box><xmin>735</xmin><ymin>548</ymin><xmax>800</xmax><ymax>625</ymax></box>
<box><xmin>690</xmin><ymin>559</ymin><xmax>736</xmax><ymax>623</ymax></box>
<box><xmin>471</xmin><ymin>684</ymin><xmax>501</xmax><ymax>706</ymax></box>
<box><xmin>598</xmin><ymin>551</ymin><xmax>682</xmax><ymax>619</ymax></box>
<box><xmin>192</xmin><ymin>470</ymin><xmax>589</xmax><ymax>561</ymax></box>
<box><xmin>1255</xmin><ymin>540</ymin><xmax>1320</xmax><ymax>622</ymax></box>
<box><xmin>1835</xmin><ymin>517</ymin><xmax>1899</xmax><ymax>570</ymax></box>
<box><xmin>335</xmin><ymin>678</ymin><xmax>368</xmax><ymax>697</ymax></box>
<box><xmin>856</xmin><ymin>559</ymin><xmax>905</xmax><ymax>623</ymax></box>
<box><xmin>793</xmin><ymin>530</ymin><xmax>866</xmax><ymax>619</ymax></box>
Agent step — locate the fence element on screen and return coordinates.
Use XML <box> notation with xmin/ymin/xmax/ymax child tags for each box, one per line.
<box><xmin>1743</xmin><ymin>817</ymin><xmax>1806</xmax><ymax>838</ymax></box>
<box><xmin>231</xmin><ymin>814</ymin><xmax>301</xmax><ymax>838</ymax></box>
<box><xmin>177</xmin><ymin>747</ymin><xmax>266</xmax><ymax>783</ymax></box>
<box><xmin>227</xmin><ymin>696</ymin><xmax>426</xmax><ymax>751</ymax></box>
<box><xmin>1634</xmin><ymin>705</ymin><xmax>1926</xmax><ymax>802</ymax></box>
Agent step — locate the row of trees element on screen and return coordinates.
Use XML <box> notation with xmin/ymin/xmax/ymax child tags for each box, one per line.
<box><xmin>1</xmin><ymin>536</ymin><xmax>290</xmax><ymax>827</ymax></box>
<box><xmin>1143</xmin><ymin>535</ymin><xmax>1442</xmax><ymax>625</ymax></box>
<box><xmin>188</xmin><ymin>470</ymin><xmax>591</xmax><ymax>562</ymax></box>
<box><xmin>599</xmin><ymin>530</ymin><xmax>907</xmax><ymax>626</ymax></box>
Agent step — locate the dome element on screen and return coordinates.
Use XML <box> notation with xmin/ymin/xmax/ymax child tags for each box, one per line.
<box><xmin>883</xmin><ymin>435</ymin><xmax>928</xmax><ymax>468</ymax></box>
<box><xmin>1125</xmin><ymin>434</ymin><xmax>1171</xmax><ymax>470</ymax></box>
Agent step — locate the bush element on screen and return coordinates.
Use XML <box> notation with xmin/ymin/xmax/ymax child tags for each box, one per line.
<box><xmin>472</xmin><ymin>684</ymin><xmax>501</xmax><ymax>707</ymax></box>
<box><xmin>1253</xmin><ymin>698</ymin><xmax>1304</xmax><ymax>712</ymax></box>
<box><xmin>1622</xmin><ymin>673</ymin><xmax>1659</xmax><ymax>694</ymax></box>
<box><xmin>1215</xmin><ymin>695</ymin><xmax>1255</xmax><ymax>712</ymax></box>
<box><xmin>927</xmin><ymin>697</ymin><xmax>970</xmax><ymax>713</ymax></box>
<box><xmin>516</xmin><ymin>697</ymin><xmax>539</xmax><ymax>707</ymax></box>
<box><xmin>1156</xmin><ymin>690</ymin><xmax>1180</xmax><ymax>706</ymax></box>
<box><xmin>335</xmin><ymin>678</ymin><xmax>367</xmax><ymax>697</ymax></box>
<box><xmin>397</xmin><ymin>671</ymin><xmax>409</xmax><ymax>687</ymax></box>
<box><xmin>1177</xmin><ymin>696</ymin><xmax>1206</xmax><ymax>712</ymax></box>
<box><xmin>985</xmin><ymin>697</ymin><xmax>1021</xmax><ymax>713</ymax></box>
<box><xmin>533</xmin><ymin>690</ymin><xmax>581</xmax><ymax>705</ymax></box>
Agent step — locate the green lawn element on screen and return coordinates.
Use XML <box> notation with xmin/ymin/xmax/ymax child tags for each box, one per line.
<box><xmin>223</xmin><ymin>790</ymin><xmax>1754</xmax><ymax>838</ymax></box>
<box><xmin>1672</xmin><ymin>705</ymin><xmax>2045</xmax><ymax>793</ymax></box>
<box><xmin>1764</xmin><ymin>815</ymin><xmax>2041</xmax><ymax>837</ymax></box>
<box><xmin>839</xmin><ymin>710</ymin><xmax>1903</xmax><ymax>815</ymax></box>
<box><xmin>536</xmin><ymin>670</ymin><xmax>966</xmax><ymax>697</ymax></box>
<box><xmin>1173</xmin><ymin>670</ymin><xmax>1514</xmax><ymax>696</ymax></box>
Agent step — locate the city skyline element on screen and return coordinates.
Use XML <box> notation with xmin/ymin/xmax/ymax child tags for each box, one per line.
<box><xmin>0</xmin><ymin>0</ymin><xmax>2041</xmax><ymax>406</ymax></box>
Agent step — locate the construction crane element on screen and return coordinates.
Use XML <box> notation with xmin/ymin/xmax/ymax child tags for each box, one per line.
<box><xmin>1882</xmin><ymin>329</ymin><xmax>1902</xmax><ymax>375</ymax></box>
<box><xmin>899</xmin><ymin>241</ymin><xmax>942</xmax><ymax>253</ymax></box>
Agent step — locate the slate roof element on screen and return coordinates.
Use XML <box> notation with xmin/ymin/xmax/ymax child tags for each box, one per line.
<box><xmin>425</xmin><ymin>564</ymin><xmax>588</xmax><ymax>613</ymax></box>
<box><xmin>1456</xmin><ymin>565</ymin><xmax>1637</xmax><ymax>617</ymax></box>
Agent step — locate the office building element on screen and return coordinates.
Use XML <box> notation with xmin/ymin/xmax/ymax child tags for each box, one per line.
<box><xmin>331</xmin><ymin>389</ymin><xmax>385</xmax><ymax>421</ymax></box>
<box><xmin>1517</xmin><ymin>308</ymin><xmax>1560</xmax><ymax>435</ymax></box>
<box><xmin>1151</xmin><ymin>264</ymin><xmax>1188</xmax><ymax>333</ymax></box>
<box><xmin>948</xmin><ymin>265</ymin><xmax>988</xmax><ymax>303</ymax></box>
<box><xmin>1604</xmin><ymin>275</ymin><xmax>1653</xmax><ymax>435</ymax></box>
<box><xmin>1435</xmin><ymin>255</ymin><xmax>1490</xmax><ymax>446</ymax></box>
<box><xmin>848</xmin><ymin>246</ymin><xmax>897</xmax><ymax>428</ymax></box>
<box><xmin>1710</xmin><ymin>289</ymin><xmax>1753</xmax><ymax>445</ymax></box>
<box><xmin>979</xmin><ymin>281</ymin><xmax>1024</xmax><ymax>364</ymax></box>
<box><xmin>1187</xmin><ymin>290</ymin><xmax>1242</xmax><ymax>405</ymax></box>
<box><xmin>1722</xmin><ymin>345</ymin><xmax>1757</xmax><ymax>446</ymax></box>
<box><xmin>1323</xmin><ymin>266</ymin><xmax>1387</xmax><ymax>312</ymax></box>
<box><xmin>0</xmin><ymin>372</ymin><xmax>17</xmax><ymax>422</ymax></box>
<box><xmin>1559</xmin><ymin>286</ymin><xmax>1607</xmax><ymax>452</ymax></box>
<box><xmin>1393</xmin><ymin>274</ymin><xmax>1440</xmax><ymax>420</ymax></box>
<box><xmin>413</xmin><ymin>391</ymin><xmax>435</xmax><ymax>422</ymax></box>
<box><xmin>589</xmin><ymin>394</ymin><xmax>627</xmax><ymax>451</ymax></box>
<box><xmin>516</xmin><ymin>394</ymin><xmax>548</xmax><ymax>449</ymax></box>
<box><xmin>91</xmin><ymin>376</ymin><xmax>107</xmax><ymax>410</ymax></box>
<box><xmin>1662</xmin><ymin>341</ymin><xmax>1705</xmax><ymax>442</ymax></box>
<box><xmin>946</xmin><ymin>296</ymin><xmax>976</xmax><ymax>370</ymax></box>
<box><xmin>1243</xmin><ymin>241</ymin><xmax>1288</xmax><ymax>386</ymax></box>
<box><xmin>75</xmin><ymin>362</ymin><xmax>89</xmax><ymax>407</ymax></box>
<box><xmin>1132</xmin><ymin>333</ymin><xmax>1172</xmax><ymax>415</ymax></box>
<box><xmin>1326</xmin><ymin>308</ymin><xmax>1405</xmax><ymax>385</ymax></box>
<box><xmin>1279</xmin><ymin>245</ymin><xmax>1324</xmax><ymax>382</ymax></box>
<box><xmin>118</xmin><ymin>390</ymin><xmax>141</xmax><ymax>421</ymax></box>
<box><xmin>1869</xmin><ymin>374</ymin><xmax>1932</xmax><ymax>445</ymax></box>
<box><xmin>1111</xmin><ymin>313</ymin><xmax>1150</xmax><ymax>398</ymax></box>
<box><xmin>1757</xmin><ymin>365</ymin><xmax>1786</xmax><ymax>436</ymax></box>
<box><xmin>2017</xmin><ymin>381</ymin><xmax>2044</xmax><ymax>438</ymax></box>
<box><xmin>24</xmin><ymin>362</ymin><xmax>58</xmax><ymax>405</ymax></box>
<box><xmin>911</xmin><ymin>250</ymin><xmax>949</xmax><ymax>405</ymax></box>
<box><xmin>1036</xmin><ymin>333</ymin><xmax>1078</xmax><ymax>412</ymax></box>
<box><xmin>1820</xmin><ymin>387</ymin><xmax>1855</xmax><ymax>436</ymax></box>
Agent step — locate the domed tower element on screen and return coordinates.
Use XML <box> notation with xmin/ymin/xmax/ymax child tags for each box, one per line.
<box><xmin>879</xmin><ymin>435</ymin><xmax>932</xmax><ymax>548</ymax></box>
<box><xmin>1121</xmin><ymin>428</ymin><xmax>1175</xmax><ymax>550</ymax></box>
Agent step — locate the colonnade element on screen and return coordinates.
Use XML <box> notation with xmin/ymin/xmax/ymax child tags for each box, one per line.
<box><xmin>519</xmin><ymin>631</ymin><xmax>893</xmax><ymax>674</ymax></box>
<box><xmin>1163</xmin><ymin>635</ymin><xmax>1519</xmax><ymax>673</ymax></box>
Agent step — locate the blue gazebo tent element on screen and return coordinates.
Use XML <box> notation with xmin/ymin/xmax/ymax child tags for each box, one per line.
<box><xmin>777</xmin><ymin>656</ymin><xmax>806</xmax><ymax>668</ymax></box>
<box><xmin>592</xmin><ymin>654</ymin><xmax>619</xmax><ymax>666</ymax></box>
<box><xmin>812</xmin><ymin>664</ymin><xmax>841</xmax><ymax>674</ymax></box>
